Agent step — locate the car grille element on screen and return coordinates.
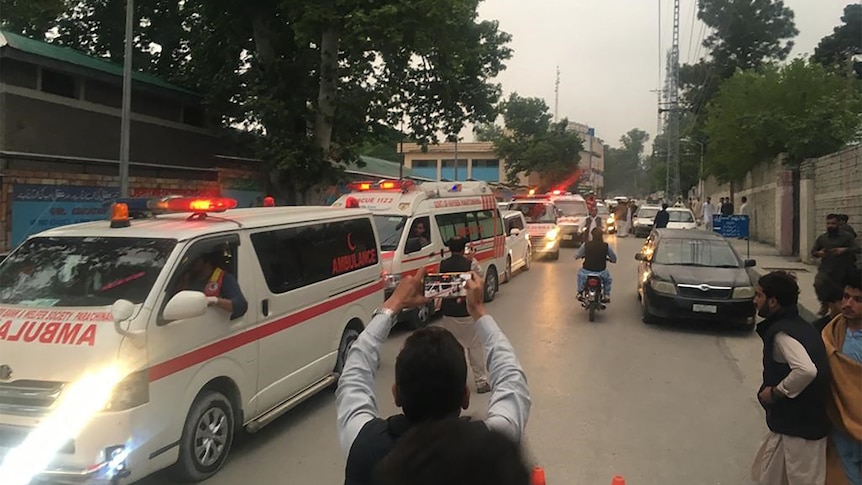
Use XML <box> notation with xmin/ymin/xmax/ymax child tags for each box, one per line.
<box><xmin>530</xmin><ymin>235</ymin><xmax>545</xmax><ymax>245</ymax></box>
<box><xmin>0</xmin><ymin>380</ymin><xmax>65</xmax><ymax>417</ymax></box>
<box><xmin>677</xmin><ymin>284</ymin><xmax>732</xmax><ymax>300</ymax></box>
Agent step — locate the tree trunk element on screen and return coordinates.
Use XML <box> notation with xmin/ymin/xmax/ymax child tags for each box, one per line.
<box><xmin>315</xmin><ymin>23</ymin><xmax>339</xmax><ymax>160</ymax></box>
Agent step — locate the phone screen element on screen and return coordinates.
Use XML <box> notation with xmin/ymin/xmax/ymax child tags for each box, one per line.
<box><xmin>424</xmin><ymin>273</ymin><xmax>472</xmax><ymax>298</ymax></box>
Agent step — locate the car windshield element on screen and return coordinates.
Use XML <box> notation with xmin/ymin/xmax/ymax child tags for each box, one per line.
<box><xmin>637</xmin><ymin>208</ymin><xmax>659</xmax><ymax>219</ymax></box>
<box><xmin>554</xmin><ymin>200</ymin><xmax>588</xmax><ymax>216</ymax></box>
<box><xmin>374</xmin><ymin>215</ymin><xmax>407</xmax><ymax>251</ymax></box>
<box><xmin>653</xmin><ymin>239</ymin><xmax>741</xmax><ymax>267</ymax></box>
<box><xmin>508</xmin><ymin>202</ymin><xmax>557</xmax><ymax>223</ymax></box>
<box><xmin>597</xmin><ymin>205</ymin><xmax>609</xmax><ymax>216</ymax></box>
<box><xmin>669</xmin><ymin>211</ymin><xmax>695</xmax><ymax>222</ymax></box>
<box><xmin>0</xmin><ymin>237</ymin><xmax>176</xmax><ymax>307</ymax></box>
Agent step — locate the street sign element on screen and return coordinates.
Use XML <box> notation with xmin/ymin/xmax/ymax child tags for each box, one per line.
<box><xmin>713</xmin><ymin>215</ymin><xmax>750</xmax><ymax>238</ymax></box>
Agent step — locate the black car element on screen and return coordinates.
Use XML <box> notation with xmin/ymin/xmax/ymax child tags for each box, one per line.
<box><xmin>635</xmin><ymin>229</ymin><xmax>758</xmax><ymax>329</ymax></box>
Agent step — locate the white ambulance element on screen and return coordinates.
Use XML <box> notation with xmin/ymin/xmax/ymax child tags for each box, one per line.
<box><xmin>331</xmin><ymin>180</ymin><xmax>506</xmax><ymax>327</ymax></box>
<box><xmin>0</xmin><ymin>196</ymin><xmax>383</xmax><ymax>484</ymax></box>
<box><xmin>546</xmin><ymin>191</ymin><xmax>590</xmax><ymax>246</ymax></box>
<box><xmin>506</xmin><ymin>195</ymin><xmax>563</xmax><ymax>261</ymax></box>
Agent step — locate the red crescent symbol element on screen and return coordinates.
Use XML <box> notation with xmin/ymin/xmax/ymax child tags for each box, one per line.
<box><xmin>347</xmin><ymin>233</ymin><xmax>356</xmax><ymax>251</ymax></box>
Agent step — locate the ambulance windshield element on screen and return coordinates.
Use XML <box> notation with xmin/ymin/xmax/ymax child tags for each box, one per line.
<box><xmin>508</xmin><ymin>202</ymin><xmax>557</xmax><ymax>224</ymax></box>
<box><xmin>0</xmin><ymin>237</ymin><xmax>176</xmax><ymax>307</ymax></box>
<box><xmin>374</xmin><ymin>215</ymin><xmax>407</xmax><ymax>251</ymax></box>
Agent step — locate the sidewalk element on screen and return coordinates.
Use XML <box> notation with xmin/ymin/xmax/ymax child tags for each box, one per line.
<box><xmin>728</xmin><ymin>238</ymin><xmax>819</xmax><ymax>323</ymax></box>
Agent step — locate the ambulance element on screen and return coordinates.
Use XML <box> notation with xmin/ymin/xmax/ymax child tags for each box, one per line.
<box><xmin>506</xmin><ymin>194</ymin><xmax>563</xmax><ymax>261</ymax></box>
<box><xmin>546</xmin><ymin>191</ymin><xmax>590</xmax><ymax>246</ymax></box>
<box><xmin>331</xmin><ymin>180</ymin><xmax>506</xmax><ymax>327</ymax></box>
<box><xmin>0</xmin><ymin>196</ymin><xmax>383</xmax><ymax>484</ymax></box>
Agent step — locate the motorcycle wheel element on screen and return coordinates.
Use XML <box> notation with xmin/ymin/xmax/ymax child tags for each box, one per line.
<box><xmin>589</xmin><ymin>303</ymin><xmax>596</xmax><ymax>322</ymax></box>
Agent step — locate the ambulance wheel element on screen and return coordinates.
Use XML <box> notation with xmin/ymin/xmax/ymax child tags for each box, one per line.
<box><xmin>503</xmin><ymin>256</ymin><xmax>512</xmax><ymax>284</ymax></box>
<box><xmin>524</xmin><ymin>248</ymin><xmax>532</xmax><ymax>271</ymax></box>
<box><xmin>335</xmin><ymin>323</ymin><xmax>362</xmax><ymax>375</ymax></box>
<box><xmin>484</xmin><ymin>267</ymin><xmax>498</xmax><ymax>302</ymax></box>
<box><xmin>174</xmin><ymin>391</ymin><xmax>235</xmax><ymax>482</ymax></box>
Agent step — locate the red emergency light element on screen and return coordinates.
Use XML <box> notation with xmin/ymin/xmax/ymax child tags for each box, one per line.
<box><xmin>345</xmin><ymin>196</ymin><xmax>360</xmax><ymax>209</ymax></box>
<box><xmin>151</xmin><ymin>197</ymin><xmax>238</xmax><ymax>213</ymax></box>
<box><xmin>348</xmin><ymin>180</ymin><xmax>415</xmax><ymax>192</ymax></box>
<box><xmin>513</xmin><ymin>194</ymin><xmax>550</xmax><ymax>200</ymax></box>
<box><xmin>263</xmin><ymin>196</ymin><xmax>276</xmax><ymax>207</ymax></box>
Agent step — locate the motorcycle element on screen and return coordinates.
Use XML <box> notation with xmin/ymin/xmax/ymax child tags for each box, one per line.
<box><xmin>580</xmin><ymin>274</ymin><xmax>607</xmax><ymax>322</ymax></box>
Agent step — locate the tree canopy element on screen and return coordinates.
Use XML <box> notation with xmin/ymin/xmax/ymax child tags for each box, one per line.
<box><xmin>812</xmin><ymin>3</ymin><xmax>862</xmax><ymax>75</ymax></box>
<box><xmin>480</xmin><ymin>93</ymin><xmax>584</xmax><ymax>188</ymax></box>
<box><xmin>704</xmin><ymin>59</ymin><xmax>862</xmax><ymax>183</ymax></box>
<box><xmin>0</xmin><ymin>0</ymin><xmax>512</xmax><ymax>201</ymax></box>
<box><xmin>603</xmin><ymin>129</ymin><xmax>649</xmax><ymax>196</ymax></box>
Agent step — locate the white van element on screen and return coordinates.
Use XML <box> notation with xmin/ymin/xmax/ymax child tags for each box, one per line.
<box><xmin>331</xmin><ymin>180</ymin><xmax>507</xmax><ymax>327</ymax></box>
<box><xmin>0</xmin><ymin>197</ymin><xmax>383</xmax><ymax>484</ymax></box>
<box><xmin>546</xmin><ymin>192</ymin><xmax>589</xmax><ymax>246</ymax></box>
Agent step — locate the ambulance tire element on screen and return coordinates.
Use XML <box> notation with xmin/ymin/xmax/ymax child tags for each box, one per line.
<box><xmin>524</xmin><ymin>248</ymin><xmax>532</xmax><ymax>271</ymax></box>
<box><xmin>335</xmin><ymin>323</ymin><xmax>362</xmax><ymax>375</ymax></box>
<box><xmin>173</xmin><ymin>390</ymin><xmax>235</xmax><ymax>482</ymax></box>
<box><xmin>483</xmin><ymin>267</ymin><xmax>498</xmax><ymax>302</ymax></box>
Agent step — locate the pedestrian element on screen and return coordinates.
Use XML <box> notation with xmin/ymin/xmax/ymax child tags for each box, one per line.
<box><xmin>813</xmin><ymin>214</ymin><xmax>861</xmax><ymax>316</ymax></box>
<box><xmin>615</xmin><ymin>202</ymin><xmax>629</xmax><ymax>238</ymax></box>
<box><xmin>751</xmin><ymin>271</ymin><xmax>831</xmax><ymax>485</ymax></box>
<box><xmin>335</xmin><ymin>268</ymin><xmax>530</xmax><ymax>485</ymax></box>
<box><xmin>814</xmin><ymin>285</ymin><xmax>846</xmax><ymax>333</ymax></box>
<box><xmin>440</xmin><ymin>236</ymin><xmax>489</xmax><ymax>394</ymax></box>
<box><xmin>703</xmin><ymin>197</ymin><xmax>715</xmax><ymax>231</ymax></box>
<box><xmin>653</xmin><ymin>203</ymin><xmax>670</xmax><ymax>229</ymax></box>
<box><xmin>582</xmin><ymin>207</ymin><xmax>604</xmax><ymax>242</ymax></box>
<box><xmin>722</xmin><ymin>197</ymin><xmax>735</xmax><ymax>215</ymax></box>
<box><xmin>627</xmin><ymin>201</ymin><xmax>637</xmax><ymax>235</ymax></box>
<box><xmin>375</xmin><ymin>417</ymin><xmax>531</xmax><ymax>485</ymax></box>
<box><xmin>693</xmin><ymin>197</ymin><xmax>703</xmax><ymax>222</ymax></box>
<box><xmin>839</xmin><ymin>214</ymin><xmax>858</xmax><ymax>239</ymax></box>
<box><xmin>821</xmin><ymin>268</ymin><xmax>862</xmax><ymax>485</ymax></box>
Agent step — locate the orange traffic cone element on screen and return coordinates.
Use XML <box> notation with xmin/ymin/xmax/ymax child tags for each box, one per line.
<box><xmin>530</xmin><ymin>466</ymin><xmax>546</xmax><ymax>485</ymax></box>
<box><xmin>611</xmin><ymin>476</ymin><xmax>626</xmax><ymax>485</ymax></box>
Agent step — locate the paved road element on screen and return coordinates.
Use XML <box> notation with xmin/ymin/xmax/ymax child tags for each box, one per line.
<box><xmin>140</xmin><ymin>235</ymin><xmax>768</xmax><ymax>485</ymax></box>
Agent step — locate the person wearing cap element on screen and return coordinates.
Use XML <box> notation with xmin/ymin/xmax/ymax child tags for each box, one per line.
<box><xmin>177</xmin><ymin>251</ymin><xmax>248</xmax><ymax>320</ymax></box>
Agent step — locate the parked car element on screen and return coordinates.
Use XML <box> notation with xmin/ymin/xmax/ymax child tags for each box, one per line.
<box><xmin>634</xmin><ymin>229</ymin><xmax>758</xmax><ymax>330</ymax></box>
<box><xmin>666</xmin><ymin>207</ymin><xmax>697</xmax><ymax>230</ymax></box>
<box><xmin>632</xmin><ymin>205</ymin><xmax>661</xmax><ymax>237</ymax></box>
<box><xmin>501</xmin><ymin>210</ymin><xmax>532</xmax><ymax>282</ymax></box>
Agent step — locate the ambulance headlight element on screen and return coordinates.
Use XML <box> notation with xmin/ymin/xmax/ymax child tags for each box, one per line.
<box><xmin>545</xmin><ymin>228</ymin><xmax>560</xmax><ymax>240</ymax></box>
<box><xmin>104</xmin><ymin>370</ymin><xmax>149</xmax><ymax>411</ymax></box>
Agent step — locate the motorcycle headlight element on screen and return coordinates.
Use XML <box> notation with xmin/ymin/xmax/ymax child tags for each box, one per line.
<box><xmin>649</xmin><ymin>279</ymin><xmax>677</xmax><ymax>295</ymax></box>
<box><xmin>545</xmin><ymin>228</ymin><xmax>560</xmax><ymax>240</ymax></box>
<box><xmin>607</xmin><ymin>216</ymin><xmax>614</xmax><ymax>224</ymax></box>
<box><xmin>733</xmin><ymin>286</ymin><xmax>756</xmax><ymax>299</ymax></box>
<box><xmin>104</xmin><ymin>370</ymin><xmax>149</xmax><ymax>411</ymax></box>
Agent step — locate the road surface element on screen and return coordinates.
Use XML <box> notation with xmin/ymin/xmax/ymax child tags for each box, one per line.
<box><xmin>139</xmin><ymin>235</ymin><xmax>768</xmax><ymax>485</ymax></box>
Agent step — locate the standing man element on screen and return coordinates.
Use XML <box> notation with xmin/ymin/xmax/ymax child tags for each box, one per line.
<box><xmin>653</xmin><ymin>203</ymin><xmax>670</xmax><ymax>229</ymax></box>
<box><xmin>722</xmin><ymin>197</ymin><xmax>735</xmax><ymax>216</ymax></box>
<box><xmin>813</xmin><ymin>214</ymin><xmax>861</xmax><ymax>316</ymax></box>
<box><xmin>752</xmin><ymin>271</ymin><xmax>831</xmax><ymax>485</ymax></box>
<box><xmin>821</xmin><ymin>268</ymin><xmax>862</xmax><ymax>485</ymax></box>
<box><xmin>615</xmin><ymin>202</ymin><xmax>629</xmax><ymax>238</ymax></box>
<box><xmin>702</xmin><ymin>197</ymin><xmax>715</xmax><ymax>231</ymax></box>
<box><xmin>582</xmin><ymin>207</ymin><xmax>604</xmax><ymax>243</ymax></box>
<box><xmin>439</xmin><ymin>237</ymin><xmax>490</xmax><ymax>394</ymax></box>
<box><xmin>839</xmin><ymin>214</ymin><xmax>858</xmax><ymax>239</ymax></box>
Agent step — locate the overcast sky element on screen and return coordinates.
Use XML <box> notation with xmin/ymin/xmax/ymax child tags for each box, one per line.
<box><xmin>472</xmin><ymin>0</ymin><xmax>853</xmax><ymax>148</ymax></box>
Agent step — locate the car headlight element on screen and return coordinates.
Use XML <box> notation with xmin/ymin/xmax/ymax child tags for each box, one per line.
<box><xmin>649</xmin><ymin>279</ymin><xmax>677</xmax><ymax>295</ymax></box>
<box><xmin>104</xmin><ymin>369</ymin><xmax>149</xmax><ymax>411</ymax></box>
<box><xmin>733</xmin><ymin>286</ymin><xmax>756</xmax><ymax>299</ymax></box>
<box><xmin>545</xmin><ymin>228</ymin><xmax>559</xmax><ymax>240</ymax></box>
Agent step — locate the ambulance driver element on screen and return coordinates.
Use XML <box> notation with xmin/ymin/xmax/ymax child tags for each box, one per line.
<box><xmin>177</xmin><ymin>251</ymin><xmax>248</xmax><ymax>320</ymax></box>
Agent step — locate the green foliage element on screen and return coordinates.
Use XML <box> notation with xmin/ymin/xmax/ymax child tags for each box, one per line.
<box><xmin>812</xmin><ymin>4</ymin><xmax>862</xmax><ymax>74</ymax></box>
<box><xmin>0</xmin><ymin>0</ymin><xmax>66</xmax><ymax>38</ymax></box>
<box><xmin>1</xmin><ymin>0</ymin><xmax>511</xmax><ymax>201</ymax></box>
<box><xmin>704</xmin><ymin>59</ymin><xmax>862</xmax><ymax>182</ymax></box>
<box><xmin>603</xmin><ymin>129</ymin><xmax>650</xmax><ymax>196</ymax></box>
<box><xmin>486</xmin><ymin>93</ymin><xmax>584</xmax><ymax>185</ymax></box>
<box><xmin>679</xmin><ymin>0</ymin><xmax>798</xmax><ymax>131</ymax></box>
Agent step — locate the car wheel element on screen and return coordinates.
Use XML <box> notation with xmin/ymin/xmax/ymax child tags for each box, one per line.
<box><xmin>524</xmin><ymin>249</ymin><xmax>532</xmax><ymax>271</ymax></box>
<box><xmin>408</xmin><ymin>303</ymin><xmax>434</xmax><ymax>330</ymax></box>
<box><xmin>503</xmin><ymin>256</ymin><xmax>512</xmax><ymax>284</ymax></box>
<box><xmin>335</xmin><ymin>325</ymin><xmax>361</xmax><ymax>375</ymax></box>
<box><xmin>549</xmin><ymin>250</ymin><xmax>560</xmax><ymax>261</ymax></box>
<box><xmin>484</xmin><ymin>267</ymin><xmax>498</xmax><ymax>302</ymax></box>
<box><xmin>173</xmin><ymin>391</ymin><xmax>235</xmax><ymax>482</ymax></box>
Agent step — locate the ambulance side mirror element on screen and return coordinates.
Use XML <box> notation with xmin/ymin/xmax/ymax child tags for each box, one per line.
<box><xmin>163</xmin><ymin>291</ymin><xmax>209</xmax><ymax>322</ymax></box>
<box><xmin>111</xmin><ymin>299</ymin><xmax>145</xmax><ymax>344</ymax></box>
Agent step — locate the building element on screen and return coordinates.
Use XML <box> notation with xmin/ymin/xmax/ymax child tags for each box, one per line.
<box><xmin>398</xmin><ymin>141</ymin><xmax>512</xmax><ymax>184</ymax></box>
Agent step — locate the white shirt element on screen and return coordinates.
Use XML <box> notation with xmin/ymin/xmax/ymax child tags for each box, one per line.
<box><xmin>702</xmin><ymin>202</ymin><xmax>715</xmax><ymax>219</ymax></box>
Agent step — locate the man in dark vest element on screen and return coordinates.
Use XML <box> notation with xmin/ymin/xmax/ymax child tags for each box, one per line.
<box><xmin>574</xmin><ymin>227</ymin><xmax>617</xmax><ymax>303</ymax></box>
<box><xmin>335</xmin><ymin>268</ymin><xmax>530</xmax><ymax>485</ymax></box>
<box><xmin>653</xmin><ymin>203</ymin><xmax>670</xmax><ymax>229</ymax></box>
<box><xmin>440</xmin><ymin>237</ymin><xmax>490</xmax><ymax>393</ymax></box>
<box><xmin>751</xmin><ymin>270</ymin><xmax>831</xmax><ymax>485</ymax></box>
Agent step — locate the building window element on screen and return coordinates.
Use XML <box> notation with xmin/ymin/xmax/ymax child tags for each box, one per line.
<box><xmin>441</xmin><ymin>159</ymin><xmax>468</xmax><ymax>181</ymax></box>
<box><xmin>411</xmin><ymin>159</ymin><xmax>437</xmax><ymax>179</ymax></box>
<box><xmin>412</xmin><ymin>160</ymin><xmax>436</xmax><ymax>168</ymax></box>
<box><xmin>41</xmin><ymin>69</ymin><xmax>77</xmax><ymax>99</ymax></box>
<box><xmin>470</xmin><ymin>159</ymin><xmax>499</xmax><ymax>182</ymax></box>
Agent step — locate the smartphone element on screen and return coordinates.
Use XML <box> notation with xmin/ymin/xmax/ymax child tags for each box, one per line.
<box><xmin>424</xmin><ymin>273</ymin><xmax>472</xmax><ymax>299</ymax></box>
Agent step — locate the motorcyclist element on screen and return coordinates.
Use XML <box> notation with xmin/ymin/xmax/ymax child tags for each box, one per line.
<box><xmin>575</xmin><ymin>227</ymin><xmax>617</xmax><ymax>303</ymax></box>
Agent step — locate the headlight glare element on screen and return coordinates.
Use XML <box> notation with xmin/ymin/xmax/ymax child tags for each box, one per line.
<box><xmin>104</xmin><ymin>370</ymin><xmax>149</xmax><ymax>411</ymax></box>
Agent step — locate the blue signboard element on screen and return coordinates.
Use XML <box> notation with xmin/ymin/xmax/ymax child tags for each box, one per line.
<box><xmin>11</xmin><ymin>184</ymin><xmax>120</xmax><ymax>247</ymax></box>
<box><xmin>713</xmin><ymin>215</ymin><xmax>750</xmax><ymax>238</ymax></box>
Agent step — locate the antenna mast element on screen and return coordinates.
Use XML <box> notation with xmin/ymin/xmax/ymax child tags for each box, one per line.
<box><xmin>554</xmin><ymin>66</ymin><xmax>560</xmax><ymax>122</ymax></box>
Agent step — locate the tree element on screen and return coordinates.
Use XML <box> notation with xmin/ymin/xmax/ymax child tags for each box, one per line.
<box><xmin>812</xmin><ymin>4</ymin><xmax>862</xmax><ymax>74</ymax></box>
<box><xmin>704</xmin><ymin>59</ymin><xmax>862</xmax><ymax>183</ymax></box>
<box><xmin>679</xmin><ymin>0</ymin><xmax>798</xmax><ymax>127</ymax></box>
<box><xmin>0</xmin><ymin>0</ymin><xmax>66</xmax><ymax>38</ymax></box>
<box><xmin>485</xmin><ymin>93</ymin><xmax>584</xmax><ymax>187</ymax></box>
<box><xmin>603</xmin><ymin>128</ymin><xmax>650</xmax><ymax>196</ymax></box>
<box><xmin>1</xmin><ymin>0</ymin><xmax>512</xmax><ymax>202</ymax></box>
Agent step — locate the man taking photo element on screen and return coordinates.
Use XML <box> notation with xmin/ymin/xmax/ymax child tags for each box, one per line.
<box><xmin>335</xmin><ymin>269</ymin><xmax>530</xmax><ymax>485</ymax></box>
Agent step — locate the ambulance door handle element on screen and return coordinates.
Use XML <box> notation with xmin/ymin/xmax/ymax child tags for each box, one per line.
<box><xmin>261</xmin><ymin>299</ymin><xmax>269</xmax><ymax>317</ymax></box>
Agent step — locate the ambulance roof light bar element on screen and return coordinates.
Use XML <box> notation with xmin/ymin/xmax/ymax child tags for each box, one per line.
<box><xmin>348</xmin><ymin>179</ymin><xmax>415</xmax><ymax>193</ymax></box>
<box><xmin>109</xmin><ymin>196</ymin><xmax>238</xmax><ymax>227</ymax></box>
<box><xmin>418</xmin><ymin>181</ymin><xmax>492</xmax><ymax>198</ymax></box>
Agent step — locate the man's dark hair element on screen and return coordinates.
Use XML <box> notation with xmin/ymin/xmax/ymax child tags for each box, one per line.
<box><xmin>446</xmin><ymin>237</ymin><xmax>468</xmax><ymax>254</ymax></box>
<box><xmin>662</xmin><ymin>203</ymin><xmax>668</xmax><ymax>209</ymax></box>
<box><xmin>201</xmin><ymin>251</ymin><xmax>221</xmax><ymax>267</ymax></box>
<box><xmin>758</xmin><ymin>271</ymin><xmax>799</xmax><ymax>307</ymax></box>
<box><xmin>827</xmin><ymin>213</ymin><xmax>839</xmax><ymax>221</ymax></box>
<box><xmin>375</xmin><ymin>418</ymin><xmax>530</xmax><ymax>485</ymax></box>
<box><xmin>741</xmin><ymin>196</ymin><xmax>748</xmax><ymax>203</ymax></box>
<box><xmin>846</xmin><ymin>267</ymin><xmax>862</xmax><ymax>292</ymax></box>
<box><xmin>395</xmin><ymin>327</ymin><xmax>467</xmax><ymax>422</ymax></box>
<box><xmin>591</xmin><ymin>227</ymin><xmax>603</xmax><ymax>241</ymax></box>
<box><xmin>839</xmin><ymin>214</ymin><xmax>849</xmax><ymax>223</ymax></box>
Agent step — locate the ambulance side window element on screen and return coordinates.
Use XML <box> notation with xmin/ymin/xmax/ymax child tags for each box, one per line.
<box><xmin>476</xmin><ymin>210</ymin><xmax>503</xmax><ymax>239</ymax></box>
<box><xmin>165</xmin><ymin>236</ymin><xmax>240</xmax><ymax>298</ymax></box>
<box><xmin>436</xmin><ymin>212</ymin><xmax>470</xmax><ymax>243</ymax></box>
<box><xmin>405</xmin><ymin>217</ymin><xmax>431</xmax><ymax>254</ymax></box>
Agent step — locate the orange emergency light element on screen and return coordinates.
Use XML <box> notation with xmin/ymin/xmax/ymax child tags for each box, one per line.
<box><xmin>150</xmin><ymin>197</ymin><xmax>238</xmax><ymax>213</ymax></box>
<box><xmin>110</xmin><ymin>202</ymin><xmax>131</xmax><ymax>228</ymax></box>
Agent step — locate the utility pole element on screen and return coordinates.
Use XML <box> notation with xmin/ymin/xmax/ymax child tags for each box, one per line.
<box><xmin>553</xmin><ymin>66</ymin><xmax>560</xmax><ymax>122</ymax></box>
<box><xmin>119</xmin><ymin>0</ymin><xmax>134</xmax><ymax>197</ymax></box>
<box><xmin>453</xmin><ymin>137</ymin><xmax>459</xmax><ymax>181</ymax></box>
<box><xmin>667</xmin><ymin>0</ymin><xmax>681</xmax><ymax>202</ymax></box>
